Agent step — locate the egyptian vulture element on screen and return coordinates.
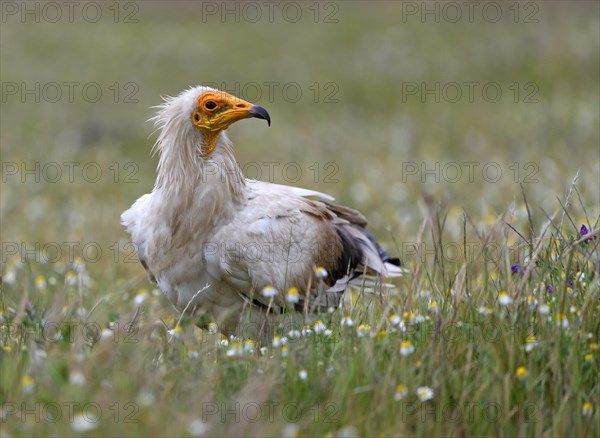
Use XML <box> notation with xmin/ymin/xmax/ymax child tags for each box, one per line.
<box><xmin>122</xmin><ymin>86</ymin><xmax>402</xmax><ymax>339</ymax></box>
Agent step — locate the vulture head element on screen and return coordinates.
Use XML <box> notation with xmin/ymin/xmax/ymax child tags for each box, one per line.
<box><xmin>191</xmin><ymin>89</ymin><xmax>270</xmax><ymax>155</ymax></box>
<box><xmin>151</xmin><ymin>86</ymin><xmax>270</xmax><ymax>188</ymax></box>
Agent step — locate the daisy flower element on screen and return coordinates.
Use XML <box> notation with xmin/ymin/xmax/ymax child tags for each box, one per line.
<box><xmin>356</xmin><ymin>324</ymin><xmax>371</xmax><ymax>337</ymax></box>
<box><xmin>21</xmin><ymin>375</ymin><xmax>35</xmax><ymax>394</ymax></box>
<box><xmin>301</xmin><ymin>326</ymin><xmax>313</xmax><ymax>336</ymax></box>
<box><xmin>394</xmin><ymin>384</ymin><xmax>408</xmax><ymax>400</ymax></box>
<box><xmin>525</xmin><ymin>335</ymin><xmax>538</xmax><ymax>352</ymax></box>
<box><xmin>207</xmin><ymin>322</ymin><xmax>218</xmax><ymax>334</ymax></box>
<box><xmin>416</xmin><ymin>386</ymin><xmax>434</xmax><ymax>401</ymax></box>
<box><xmin>314</xmin><ymin>266</ymin><xmax>328</xmax><ymax>278</ymax></box>
<box><xmin>35</xmin><ymin>275</ymin><xmax>47</xmax><ymax>290</ymax></box>
<box><xmin>244</xmin><ymin>340</ymin><xmax>255</xmax><ymax>353</ymax></box>
<box><xmin>413</xmin><ymin>314</ymin><xmax>425</xmax><ymax>324</ymax></box>
<box><xmin>516</xmin><ymin>366</ymin><xmax>528</xmax><ymax>380</ymax></box>
<box><xmin>69</xmin><ymin>370</ymin><xmax>86</xmax><ymax>386</ymax></box>
<box><xmin>498</xmin><ymin>291</ymin><xmax>513</xmax><ymax>306</ymax></box>
<box><xmin>226</xmin><ymin>342</ymin><xmax>243</xmax><ymax>357</ymax></box>
<box><xmin>71</xmin><ymin>414</ymin><xmax>98</xmax><ymax>433</ymax></box>
<box><xmin>168</xmin><ymin>326</ymin><xmax>183</xmax><ymax>338</ymax></box>
<box><xmin>341</xmin><ymin>316</ymin><xmax>354</xmax><ymax>327</ymax></box>
<box><xmin>389</xmin><ymin>314</ymin><xmax>401</xmax><ymax>326</ymax></box>
<box><xmin>272</xmin><ymin>336</ymin><xmax>288</xmax><ymax>348</ymax></box>
<box><xmin>134</xmin><ymin>289</ymin><xmax>148</xmax><ymax>305</ymax></box>
<box><xmin>478</xmin><ymin>306</ymin><xmax>492</xmax><ymax>315</ymax></box>
<box><xmin>261</xmin><ymin>286</ymin><xmax>278</xmax><ymax>298</ymax></box>
<box><xmin>65</xmin><ymin>271</ymin><xmax>78</xmax><ymax>286</ymax></box>
<box><xmin>428</xmin><ymin>301</ymin><xmax>438</xmax><ymax>313</ymax></box>
<box><xmin>73</xmin><ymin>256</ymin><xmax>86</xmax><ymax>273</ymax></box>
<box><xmin>286</xmin><ymin>287</ymin><xmax>300</xmax><ymax>303</ymax></box>
<box><xmin>187</xmin><ymin>419</ymin><xmax>208</xmax><ymax>437</ymax></box>
<box><xmin>400</xmin><ymin>340</ymin><xmax>415</xmax><ymax>356</ymax></box>
<box><xmin>313</xmin><ymin>320</ymin><xmax>327</xmax><ymax>333</ymax></box>
<box><xmin>556</xmin><ymin>314</ymin><xmax>569</xmax><ymax>328</ymax></box>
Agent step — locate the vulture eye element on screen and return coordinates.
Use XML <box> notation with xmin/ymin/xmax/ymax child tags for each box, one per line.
<box><xmin>204</xmin><ymin>101</ymin><xmax>217</xmax><ymax>110</ymax></box>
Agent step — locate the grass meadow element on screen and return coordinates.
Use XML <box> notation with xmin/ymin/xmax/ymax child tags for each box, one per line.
<box><xmin>1</xmin><ymin>1</ymin><xmax>599</xmax><ymax>436</ymax></box>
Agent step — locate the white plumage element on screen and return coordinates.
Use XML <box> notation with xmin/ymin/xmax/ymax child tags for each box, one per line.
<box><xmin>122</xmin><ymin>86</ymin><xmax>403</xmax><ymax>338</ymax></box>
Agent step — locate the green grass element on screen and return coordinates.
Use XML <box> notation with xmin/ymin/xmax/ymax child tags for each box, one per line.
<box><xmin>1</xmin><ymin>2</ymin><xmax>599</xmax><ymax>437</ymax></box>
<box><xmin>1</xmin><ymin>190</ymin><xmax>598</xmax><ymax>436</ymax></box>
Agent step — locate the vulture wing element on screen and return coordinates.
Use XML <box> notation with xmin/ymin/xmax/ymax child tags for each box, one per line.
<box><xmin>205</xmin><ymin>180</ymin><xmax>403</xmax><ymax>311</ymax></box>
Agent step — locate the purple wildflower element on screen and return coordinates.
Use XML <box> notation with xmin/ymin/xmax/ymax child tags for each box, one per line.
<box><xmin>25</xmin><ymin>300</ymin><xmax>35</xmax><ymax>319</ymax></box>
<box><xmin>546</xmin><ymin>284</ymin><xmax>555</xmax><ymax>294</ymax></box>
<box><xmin>580</xmin><ymin>224</ymin><xmax>597</xmax><ymax>243</ymax></box>
<box><xmin>511</xmin><ymin>264</ymin><xmax>522</xmax><ymax>274</ymax></box>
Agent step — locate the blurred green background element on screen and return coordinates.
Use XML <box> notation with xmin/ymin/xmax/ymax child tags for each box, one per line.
<box><xmin>1</xmin><ymin>3</ymin><xmax>599</xmax><ymax>437</ymax></box>
<box><xmin>1</xmin><ymin>1</ymin><xmax>599</xmax><ymax>278</ymax></box>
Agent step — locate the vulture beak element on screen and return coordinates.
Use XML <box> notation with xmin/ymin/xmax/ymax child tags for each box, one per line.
<box><xmin>247</xmin><ymin>105</ymin><xmax>271</xmax><ymax>126</ymax></box>
<box><xmin>222</xmin><ymin>96</ymin><xmax>270</xmax><ymax>127</ymax></box>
